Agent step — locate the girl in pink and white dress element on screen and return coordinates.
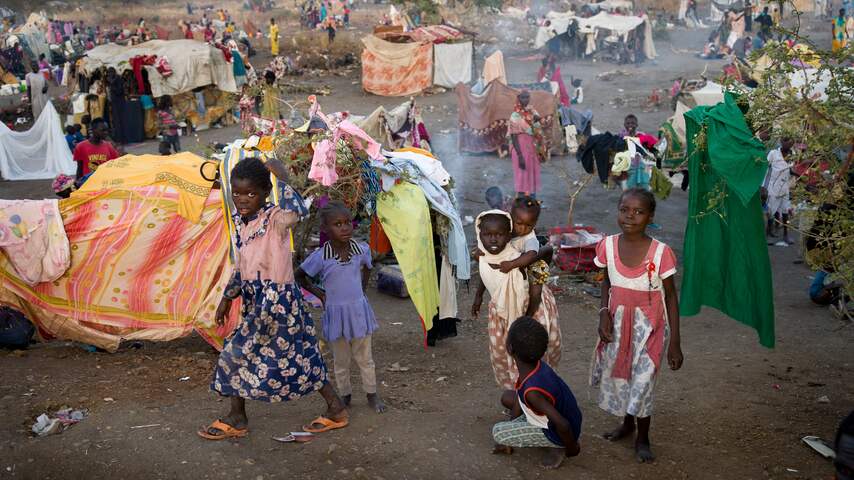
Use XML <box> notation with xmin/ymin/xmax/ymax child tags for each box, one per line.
<box><xmin>590</xmin><ymin>188</ymin><xmax>684</xmax><ymax>464</ymax></box>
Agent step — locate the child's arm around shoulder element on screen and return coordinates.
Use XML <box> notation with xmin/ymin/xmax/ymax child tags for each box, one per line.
<box><xmin>525</xmin><ymin>390</ymin><xmax>580</xmax><ymax>458</ymax></box>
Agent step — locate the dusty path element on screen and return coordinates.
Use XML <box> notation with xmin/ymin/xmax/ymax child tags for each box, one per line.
<box><xmin>0</xmin><ymin>11</ymin><xmax>850</xmax><ymax>480</ymax></box>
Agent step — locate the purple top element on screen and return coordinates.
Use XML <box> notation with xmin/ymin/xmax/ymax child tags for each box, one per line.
<box><xmin>300</xmin><ymin>240</ymin><xmax>378</xmax><ymax>342</ymax></box>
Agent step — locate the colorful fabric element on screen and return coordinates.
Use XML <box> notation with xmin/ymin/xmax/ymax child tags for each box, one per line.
<box><xmin>408</xmin><ymin>25</ymin><xmax>463</xmax><ymax>43</ymax></box>
<box><xmin>76</xmin><ymin>153</ymin><xmax>214</xmax><ymax>224</ymax></box>
<box><xmin>515</xmin><ymin>361</ymin><xmax>582</xmax><ymax>446</ymax></box>
<box><xmin>372</xmin><ymin>149</ymin><xmax>470</xmax><ymax>281</ymax></box>
<box><xmin>309</xmin><ymin>120</ymin><xmax>382</xmax><ymax>187</ymax></box>
<box><xmin>212</xmin><ymin>281</ymin><xmax>328</xmax><ymax>401</ymax></box>
<box><xmin>300</xmin><ymin>240</ymin><xmax>378</xmax><ymax>342</ymax></box>
<box><xmin>456</xmin><ymin>82</ymin><xmax>558</xmax><ymax>154</ymax></box>
<box><xmin>590</xmin><ymin>235</ymin><xmax>676</xmax><ymax>417</ymax></box>
<box><xmin>361</xmin><ymin>35</ymin><xmax>432</xmax><ymax>97</ymax></box>
<box><xmin>0</xmin><ymin>187</ymin><xmax>237</xmax><ymax>352</ymax></box>
<box><xmin>376</xmin><ymin>182</ymin><xmax>439</xmax><ymax>337</ymax></box>
<box><xmin>0</xmin><ymin>200</ymin><xmax>70</xmax><ymax>286</ymax></box>
<box><xmin>680</xmin><ymin>94</ymin><xmax>775</xmax><ymax>348</ymax></box>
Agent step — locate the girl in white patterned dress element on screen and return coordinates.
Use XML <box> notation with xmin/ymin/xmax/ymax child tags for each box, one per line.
<box><xmin>590</xmin><ymin>189</ymin><xmax>683</xmax><ymax>463</ymax></box>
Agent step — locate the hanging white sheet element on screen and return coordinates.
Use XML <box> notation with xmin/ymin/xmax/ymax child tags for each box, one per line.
<box><xmin>433</xmin><ymin>42</ymin><xmax>473</xmax><ymax>88</ymax></box>
<box><xmin>0</xmin><ymin>101</ymin><xmax>76</xmax><ymax>181</ymax></box>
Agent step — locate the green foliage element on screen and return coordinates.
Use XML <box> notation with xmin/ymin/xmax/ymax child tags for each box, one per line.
<box><xmin>743</xmin><ymin>2</ymin><xmax>854</xmax><ymax>298</ymax></box>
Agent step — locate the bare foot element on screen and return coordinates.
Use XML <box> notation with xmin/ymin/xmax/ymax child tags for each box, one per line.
<box><xmin>635</xmin><ymin>441</ymin><xmax>656</xmax><ymax>463</ymax></box>
<box><xmin>603</xmin><ymin>422</ymin><xmax>635</xmax><ymax>441</ymax></box>
<box><xmin>342</xmin><ymin>394</ymin><xmax>352</xmax><ymax>407</ymax></box>
<box><xmin>492</xmin><ymin>444</ymin><xmax>513</xmax><ymax>455</ymax></box>
<box><xmin>541</xmin><ymin>448</ymin><xmax>564</xmax><ymax>469</ymax></box>
<box><xmin>367</xmin><ymin>393</ymin><xmax>386</xmax><ymax>414</ymax></box>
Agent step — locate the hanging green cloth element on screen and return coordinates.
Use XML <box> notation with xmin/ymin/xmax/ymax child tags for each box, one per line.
<box><xmin>650</xmin><ymin>166</ymin><xmax>673</xmax><ymax>200</ymax></box>
<box><xmin>679</xmin><ymin>94</ymin><xmax>776</xmax><ymax>348</ymax></box>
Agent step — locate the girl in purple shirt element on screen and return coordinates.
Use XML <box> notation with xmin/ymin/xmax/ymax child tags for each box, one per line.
<box><xmin>296</xmin><ymin>201</ymin><xmax>386</xmax><ymax>413</ymax></box>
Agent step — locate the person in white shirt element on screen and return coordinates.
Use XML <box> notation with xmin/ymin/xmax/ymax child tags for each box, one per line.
<box><xmin>762</xmin><ymin>137</ymin><xmax>794</xmax><ymax>245</ymax></box>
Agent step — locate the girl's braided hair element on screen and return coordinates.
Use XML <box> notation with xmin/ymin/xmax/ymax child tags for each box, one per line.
<box><xmin>317</xmin><ymin>200</ymin><xmax>352</xmax><ymax>226</ymax></box>
<box><xmin>512</xmin><ymin>195</ymin><xmax>542</xmax><ymax>219</ymax></box>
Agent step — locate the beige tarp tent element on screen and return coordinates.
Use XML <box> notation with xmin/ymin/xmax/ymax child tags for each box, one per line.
<box><xmin>80</xmin><ymin>40</ymin><xmax>237</xmax><ymax>98</ymax></box>
<box><xmin>534</xmin><ymin>11</ymin><xmax>657</xmax><ymax>59</ymax></box>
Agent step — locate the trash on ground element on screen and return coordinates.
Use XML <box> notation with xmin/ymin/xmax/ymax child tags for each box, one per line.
<box><xmin>31</xmin><ymin>408</ymin><xmax>88</xmax><ymax>436</ymax></box>
<box><xmin>387</xmin><ymin>362</ymin><xmax>410</xmax><ymax>372</ymax></box>
<box><xmin>130</xmin><ymin>424</ymin><xmax>161</xmax><ymax>429</ymax></box>
<box><xmin>802</xmin><ymin>436</ymin><xmax>836</xmax><ymax>459</ymax></box>
<box><xmin>273</xmin><ymin>432</ymin><xmax>314</xmax><ymax>443</ymax></box>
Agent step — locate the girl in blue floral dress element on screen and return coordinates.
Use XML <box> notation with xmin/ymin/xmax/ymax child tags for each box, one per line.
<box><xmin>199</xmin><ymin>158</ymin><xmax>349</xmax><ymax>440</ymax></box>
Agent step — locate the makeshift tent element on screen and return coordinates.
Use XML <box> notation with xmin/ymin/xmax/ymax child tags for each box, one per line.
<box><xmin>680</xmin><ymin>94</ymin><xmax>775</xmax><ymax>348</ymax></box>
<box><xmin>433</xmin><ymin>41</ymin><xmax>473</xmax><ymax>88</ymax></box>
<box><xmin>456</xmin><ymin>81</ymin><xmax>561</xmax><ymax>153</ymax></box>
<box><xmin>361</xmin><ymin>35</ymin><xmax>433</xmax><ymax>97</ymax></box>
<box><xmin>0</xmin><ymin>152</ymin><xmax>240</xmax><ymax>352</ymax></box>
<box><xmin>80</xmin><ymin>40</ymin><xmax>238</xmax><ymax>98</ymax></box>
<box><xmin>534</xmin><ymin>11</ymin><xmax>657</xmax><ymax>59</ymax></box>
<box><xmin>0</xmin><ymin>101</ymin><xmax>76</xmax><ymax>180</ymax></box>
<box><xmin>354</xmin><ymin>100</ymin><xmax>433</xmax><ymax>151</ymax></box>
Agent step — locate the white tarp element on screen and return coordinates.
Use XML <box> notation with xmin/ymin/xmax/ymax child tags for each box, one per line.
<box><xmin>596</xmin><ymin>0</ymin><xmax>634</xmax><ymax>12</ymax></box>
<box><xmin>786</xmin><ymin>68</ymin><xmax>852</xmax><ymax>102</ymax></box>
<box><xmin>690</xmin><ymin>81</ymin><xmax>725</xmax><ymax>106</ymax></box>
<box><xmin>433</xmin><ymin>41</ymin><xmax>473</xmax><ymax>88</ymax></box>
<box><xmin>80</xmin><ymin>40</ymin><xmax>237</xmax><ymax>98</ymax></box>
<box><xmin>534</xmin><ymin>10</ymin><xmax>577</xmax><ymax>48</ymax></box>
<box><xmin>0</xmin><ymin>102</ymin><xmax>76</xmax><ymax>180</ymax></box>
<box><xmin>534</xmin><ymin>11</ymin><xmax>655</xmax><ymax>58</ymax></box>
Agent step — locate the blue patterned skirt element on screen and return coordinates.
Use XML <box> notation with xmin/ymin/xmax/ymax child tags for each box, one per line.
<box><xmin>211</xmin><ymin>280</ymin><xmax>328</xmax><ymax>402</ymax></box>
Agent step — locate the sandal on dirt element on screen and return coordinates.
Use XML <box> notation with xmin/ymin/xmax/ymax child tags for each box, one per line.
<box><xmin>197</xmin><ymin>420</ymin><xmax>249</xmax><ymax>440</ymax></box>
<box><xmin>302</xmin><ymin>416</ymin><xmax>349</xmax><ymax>433</ymax></box>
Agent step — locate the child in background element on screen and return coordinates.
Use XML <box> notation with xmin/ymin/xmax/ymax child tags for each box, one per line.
<box><xmin>492</xmin><ymin>317</ymin><xmax>582</xmax><ymax>469</ymax></box>
<box><xmin>590</xmin><ymin>188</ymin><xmax>683</xmax><ymax>463</ymax></box>
<box><xmin>72</xmin><ymin>124</ymin><xmax>85</xmax><ymax>145</ymax></box>
<box><xmin>471</xmin><ymin>210</ymin><xmax>561</xmax><ymax>390</ymax></box>
<box><xmin>295</xmin><ymin>201</ymin><xmax>386</xmax><ymax>413</ymax></box>
<box><xmin>157</xmin><ymin>96</ymin><xmax>181</xmax><ymax>153</ymax></box>
<box><xmin>199</xmin><ymin>158</ymin><xmax>348</xmax><ymax>440</ymax></box>
<box><xmin>571</xmin><ymin>78</ymin><xmax>583</xmax><ymax>104</ymax></box>
<box><xmin>763</xmin><ymin>137</ymin><xmax>794</xmax><ymax>245</ymax></box>
<box><xmin>65</xmin><ymin>125</ymin><xmax>79</xmax><ymax>151</ymax></box>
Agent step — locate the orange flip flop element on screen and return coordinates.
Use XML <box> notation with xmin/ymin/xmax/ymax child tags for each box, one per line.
<box><xmin>302</xmin><ymin>416</ymin><xmax>349</xmax><ymax>433</ymax></box>
<box><xmin>197</xmin><ymin>420</ymin><xmax>249</xmax><ymax>440</ymax></box>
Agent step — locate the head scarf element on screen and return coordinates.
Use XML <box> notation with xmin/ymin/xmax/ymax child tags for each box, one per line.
<box><xmin>476</xmin><ymin>210</ymin><xmax>528</xmax><ymax>322</ymax></box>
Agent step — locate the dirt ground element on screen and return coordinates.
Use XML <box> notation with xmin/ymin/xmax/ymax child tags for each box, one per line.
<box><xmin>0</xmin><ymin>5</ymin><xmax>851</xmax><ymax>480</ymax></box>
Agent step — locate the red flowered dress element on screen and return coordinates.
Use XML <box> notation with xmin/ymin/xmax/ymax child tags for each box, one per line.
<box><xmin>589</xmin><ymin>235</ymin><xmax>677</xmax><ymax>418</ymax></box>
